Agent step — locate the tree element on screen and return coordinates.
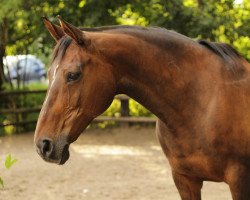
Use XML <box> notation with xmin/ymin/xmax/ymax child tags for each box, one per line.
<box><xmin>0</xmin><ymin>0</ymin><xmax>22</xmax><ymax>90</ymax></box>
<box><xmin>0</xmin><ymin>0</ymin><xmax>249</xmax><ymax>91</ymax></box>
<box><xmin>111</xmin><ymin>0</ymin><xmax>250</xmax><ymax>60</ymax></box>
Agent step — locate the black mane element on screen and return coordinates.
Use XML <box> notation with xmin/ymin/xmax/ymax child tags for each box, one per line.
<box><xmin>52</xmin><ymin>36</ymin><xmax>72</xmax><ymax>63</ymax></box>
<box><xmin>53</xmin><ymin>25</ymin><xmax>190</xmax><ymax>62</ymax></box>
<box><xmin>198</xmin><ymin>40</ymin><xmax>243</xmax><ymax>73</ymax></box>
<box><xmin>52</xmin><ymin>25</ymin><xmax>244</xmax><ymax>75</ymax></box>
<box><xmin>82</xmin><ymin>26</ymin><xmax>244</xmax><ymax>72</ymax></box>
<box><xmin>79</xmin><ymin>25</ymin><xmax>148</xmax><ymax>32</ymax></box>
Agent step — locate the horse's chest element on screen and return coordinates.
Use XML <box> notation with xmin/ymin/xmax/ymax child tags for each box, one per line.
<box><xmin>156</xmin><ymin>118</ymin><xmax>250</xmax><ymax>181</ymax></box>
<box><xmin>156</xmin><ymin>124</ymin><xmax>225</xmax><ymax>181</ymax></box>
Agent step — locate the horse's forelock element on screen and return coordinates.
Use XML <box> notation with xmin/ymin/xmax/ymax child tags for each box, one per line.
<box><xmin>51</xmin><ymin>36</ymin><xmax>73</xmax><ymax>63</ymax></box>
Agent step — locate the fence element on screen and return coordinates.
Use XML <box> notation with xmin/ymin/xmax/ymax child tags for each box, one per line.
<box><xmin>0</xmin><ymin>90</ymin><xmax>156</xmax><ymax>133</ymax></box>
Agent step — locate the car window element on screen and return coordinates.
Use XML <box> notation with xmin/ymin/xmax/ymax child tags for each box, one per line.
<box><xmin>18</xmin><ymin>59</ymin><xmax>29</xmax><ymax>70</ymax></box>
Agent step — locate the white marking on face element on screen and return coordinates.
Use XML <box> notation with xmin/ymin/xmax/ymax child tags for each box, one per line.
<box><xmin>43</xmin><ymin>65</ymin><xmax>59</xmax><ymax>111</ymax></box>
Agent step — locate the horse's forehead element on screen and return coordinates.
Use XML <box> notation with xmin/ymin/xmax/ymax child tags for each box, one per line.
<box><xmin>63</xmin><ymin>43</ymin><xmax>82</xmax><ymax>59</ymax></box>
<box><xmin>56</xmin><ymin>45</ymin><xmax>84</xmax><ymax>68</ymax></box>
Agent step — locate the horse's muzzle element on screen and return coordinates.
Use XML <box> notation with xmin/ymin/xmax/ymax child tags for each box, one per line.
<box><xmin>36</xmin><ymin>137</ymin><xmax>70</xmax><ymax>165</ymax></box>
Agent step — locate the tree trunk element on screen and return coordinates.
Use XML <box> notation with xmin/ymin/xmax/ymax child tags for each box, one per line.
<box><xmin>0</xmin><ymin>44</ymin><xmax>5</xmax><ymax>90</ymax></box>
<box><xmin>197</xmin><ymin>0</ymin><xmax>204</xmax><ymax>7</ymax></box>
<box><xmin>0</xmin><ymin>18</ymin><xmax>8</xmax><ymax>91</ymax></box>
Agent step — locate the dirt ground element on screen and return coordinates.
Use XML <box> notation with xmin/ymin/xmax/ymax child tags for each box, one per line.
<box><xmin>0</xmin><ymin>127</ymin><xmax>232</xmax><ymax>200</ymax></box>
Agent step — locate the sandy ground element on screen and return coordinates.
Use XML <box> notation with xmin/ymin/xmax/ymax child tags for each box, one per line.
<box><xmin>0</xmin><ymin>127</ymin><xmax>232</xmax><ymax>200</ymax></box>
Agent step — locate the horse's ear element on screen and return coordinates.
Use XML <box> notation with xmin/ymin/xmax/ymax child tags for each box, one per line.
<box><xmin>42</xmin><ymin>17</ymin><xmax>65</xmax><ymax>41</ymax></box>
<box><xmin>57</xmin><ymin>15</ymin><xmax>89</xmax><ymax>46</ymax></box>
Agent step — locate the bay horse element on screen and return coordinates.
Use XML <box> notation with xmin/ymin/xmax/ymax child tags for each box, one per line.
<box><xmin>34</xmin><ymin>16</ymin><xmax>250</xmax><ymax>200</ymax></box>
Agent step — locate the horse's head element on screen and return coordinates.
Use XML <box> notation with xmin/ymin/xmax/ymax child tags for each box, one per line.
<box><xmin>34</xmin><ymin>17</ymin><xmax>116</xmax><ymax>164</ymax></box>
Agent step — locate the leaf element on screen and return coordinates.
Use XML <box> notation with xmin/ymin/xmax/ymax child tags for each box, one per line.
<box><xmin>0</xmin><ymin>177</ymin><xmax>4</xmax><ymax>188</ymax></box>
<box><xmin>5</xmin><ymin>154</ymin><xmax>17</xmax><ymax>169</ymax></box>
<box><xmin>5</xmin><ymin>154</ymin><xmax>11</xmax><ymax>169</ymax></box>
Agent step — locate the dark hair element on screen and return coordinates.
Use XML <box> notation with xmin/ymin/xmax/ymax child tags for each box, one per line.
<box><xmin>52</xmin><ymin>36</ymin><xmax>73</xmax><ymax>63</ymax></box>
<box><xmin>198</xmin><ymin>40</ymin><xmax>243</xmax><ymax>73</ymax></box>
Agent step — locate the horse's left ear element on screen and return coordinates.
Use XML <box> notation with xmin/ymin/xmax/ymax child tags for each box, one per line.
<box><xmin>57</xmin><ymin>15</ymin><xmax>89</xmax><ymax>46</ymax></box>
<box><xmin>43</xmin><ymin>16</ymin><xmax>65</xmax><ymax>41</ymax></box>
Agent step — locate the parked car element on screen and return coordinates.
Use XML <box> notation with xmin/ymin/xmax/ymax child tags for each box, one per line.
<box><xmin>3</xmin><ymin>55</ymin><xmax>46</xmax><ymax>82</ymax></box>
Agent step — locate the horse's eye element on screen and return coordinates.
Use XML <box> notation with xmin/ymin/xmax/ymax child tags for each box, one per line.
<box><xmin>67</xmin><ymin>72</ymin><xmax>81</xmax><ymax>82</ymax></box>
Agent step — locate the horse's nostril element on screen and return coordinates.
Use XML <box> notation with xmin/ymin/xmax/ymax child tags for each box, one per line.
<box><xmin>38</xmin><ymin>139</ymin><xmax>53</xmax><ymax>157</ymax></box>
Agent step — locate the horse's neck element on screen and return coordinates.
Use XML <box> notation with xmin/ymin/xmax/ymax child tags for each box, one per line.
<box><xmin>101</xmin><ymin>33</ymin><xmax>209</xmax><ymax>124</ymax></box>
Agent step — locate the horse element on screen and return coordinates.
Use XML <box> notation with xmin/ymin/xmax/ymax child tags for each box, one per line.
<box><xmin>34</xmin><ymin>16</ymin><xmax>250</xmax><ymax>200</ymax></box>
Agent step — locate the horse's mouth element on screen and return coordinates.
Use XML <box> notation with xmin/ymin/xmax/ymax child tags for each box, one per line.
<box><xmin>59</xmin><ymin>144</ymin><xmax>70</xmax><ymax>165</ymax></box>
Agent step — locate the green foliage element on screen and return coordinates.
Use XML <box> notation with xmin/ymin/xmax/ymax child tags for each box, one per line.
<box><xmin>0</xmin><ymin>0</ymin><xmax>22</xmax><ymax>20</ymax></box>
<box><xmin>109</xmin><ymin>0</ymin><xmax>250</xmax><ymax>60</ymax></box>
<box><xmin>0</xmin><ymin>154</ymin><xmax>17</xmax><ymax>188</ymax></box>
<box><xmin>93</xmin><ymin>98</ymin><xmax>154</xmax><ymax>129</ymax></box>
<box><xmin>129</xmin><ymin>100</ymin><xmax>154</xmax><ymax>117</ymax></box>
<box><xmin>5</xmin><ymin>154</ymin><xmax>17</xmax><ymax>169</ymax></box>
<box><xmin>0</xmin><ymin>177</ymin><xmax>3</xmax><ymax>188</ymax></box>
<box><xmin>103</xmin><ymin>99</ymin><xmax>121</xmax><ymax>117</ymax></box>
<box><xmin>2</xmin><ymin>0</ymin><xmax>250</xmax><ymax>63</ymax></box>
<box><xmin>110</xmin><ymin>4</ymin><xmax>149</xmax><ymax>26</ymax></box>
<box><xmin>0</xmin><ymin>0</ymin><xmax>250</xmax><ymax>131</ymax></box>
<box><xmin>2</xmin><ymin>121</ymin><xmax>15</xmax><ymax>136</ymax></box>
<box><xmin>0</xmin><ymin>83</ymin><xmax>47</xmax><ymax>135</ymax></box>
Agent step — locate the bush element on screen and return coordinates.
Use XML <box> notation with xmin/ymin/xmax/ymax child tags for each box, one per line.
<box><xmin>1</xmin><ymin>82</ymin><xmax>154</xmax><ymax>134</ymax></box>
<box><xmin>0</xmin><ymin>83</ymin><xmax>47</xmax><ymax>135</ymax></box>
<box><xmin>129</xmin><ymin>99</ymin><xmax>154</xmax><ymax>117</ymax></box>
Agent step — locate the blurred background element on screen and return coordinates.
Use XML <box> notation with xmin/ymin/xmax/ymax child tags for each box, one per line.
<box><xmin>0</xmin><ymin>0</ymin><xmax>249</xmax><ymax>135</ymax></box>
<box><xmin>0</xmin><ymin>1</ymin><xmax>249</xmax><ymax>199</ymax></box>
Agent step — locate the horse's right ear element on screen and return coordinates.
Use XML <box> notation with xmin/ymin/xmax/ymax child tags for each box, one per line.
<box><xmin>42</xmin><ymin>16</ymin><xmax>65</xmax><ymax>41</ymax></box>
